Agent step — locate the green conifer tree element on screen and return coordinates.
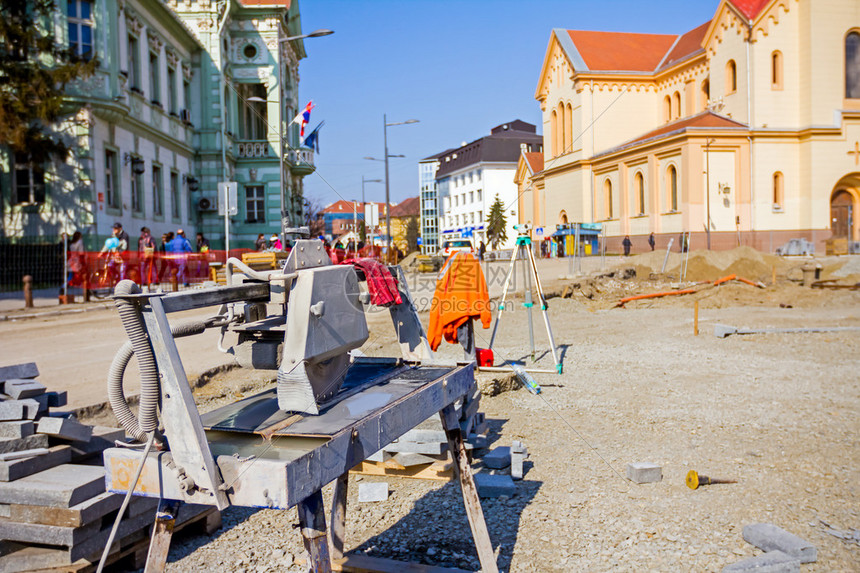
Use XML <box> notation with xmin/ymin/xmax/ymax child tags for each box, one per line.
<box><xmin>485</xmin><ymin>194</ymin><xmax>508</xmax><ymax>249</ymax></box>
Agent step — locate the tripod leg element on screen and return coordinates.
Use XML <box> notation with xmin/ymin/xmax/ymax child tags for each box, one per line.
<box><xmin>488</xmin><ymin>248</ymin><xmax>518</xmax><ymax>348</ymax></box>
<box><xmin>522</xmin><ymin>250</ymin><xmax>535</xmax><ymax>361</ymax></box>
<box><xmin>528</xmin><ymin>247</ymin><xmax>562</xmax><ymax>373</ymax></box>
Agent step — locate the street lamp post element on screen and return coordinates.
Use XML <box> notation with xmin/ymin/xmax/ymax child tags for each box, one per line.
<box><xmin>364</xmin><ymin>115</ymin><xmax>417</xmax><ymax>260</ymax></box>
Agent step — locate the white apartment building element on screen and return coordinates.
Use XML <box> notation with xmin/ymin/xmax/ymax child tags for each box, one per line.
<box><xmin>435</xmin><ymin>121</ymin><xmax>542</xmax><ymax>251</ymax></box>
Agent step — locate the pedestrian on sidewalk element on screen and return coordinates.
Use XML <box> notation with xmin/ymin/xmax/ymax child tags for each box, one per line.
<box><xmin>66</xmin><ymin>231</ymin><xmax>85</xmax><ymax>287</ymax></box>
<box><xmin>622</xmin><ymin>235</ymin><xmax>632</xmax><ymax>257</ymax></box>
<box><xmin>648</xmin><ymin>232</ymin><xmax>656</xmax><ymax>251</ymax></box>
<box><xmin>138</xmin><ymin>227</ymin><xmax>156</xmax><ymax>287</ymax></box>
<box><xmin>168</xmin><ymin>230</ymin><xmax>193</xmax><ymax>285</ymax></box>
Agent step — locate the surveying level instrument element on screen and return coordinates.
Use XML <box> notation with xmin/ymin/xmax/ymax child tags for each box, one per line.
<box><xmin>488</xmin><ymin>230</ymin><xmax>562</xmax><ymax>374</ymax></box>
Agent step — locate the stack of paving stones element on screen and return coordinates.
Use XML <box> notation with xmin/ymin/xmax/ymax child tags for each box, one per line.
<box><xmin>0</xmin><ymin>363</ymin><xmax>218</xmax><ymax>572</ymax></box>
<box><xmin>367</xmin><ymin>385</ymin><xmax>489</xmax><ymax>471</ymax></box>
<box><xmin>472</xmin><ymin>440</ymin><xmax>529</xmax><ymax>499</ymax></box>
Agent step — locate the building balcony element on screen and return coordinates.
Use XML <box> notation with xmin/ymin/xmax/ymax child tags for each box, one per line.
<box><xmin>288</xmin><ymin>147</ymin><xmax>315</xmax><ymax>176</ymax></box>
<box><xmin>236</xmin><ymin>140</ymin><xmax>272</xmax><ymax>159</ymax></box>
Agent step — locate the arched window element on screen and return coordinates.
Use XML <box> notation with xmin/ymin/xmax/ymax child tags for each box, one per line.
<box><xmin>771</xmin><ymin>51</ymin><xmax>783</xmax><ymax>89</ymax></box>
<box><xmin>664</xmin><ymin>95</ymin><xmax>672</xmax><ymax>123</ymax></box>
<box><xmin>566</xmin><ymin>102</ymin><xmax>574</xmax><ymax>150</ymax></box>
<box><xmin>773</xmin><ymin>171</ymin><xmax>784</xmax><ymax>208</ymax></box>
<box><xmin>701</xmin><ymin>79</ymin><xmax>710</xmax><ymax>110</ymax></box>
<box><xmin>559</xmin><ymin>211</ymin><xmax>568</xmax><ymax>224</ymax></box>
<box><xmin>726</xmin><ymin>60</ymin><xmax>737</xmax><ymax>94</ymax></box>
<box><xmin>604</xmin><ymin>179</ymin><xmax>613</xmax><ymax>219</ymax></box>
<box><xmin>672</xmin><ymin>91</ymin><xmax>681</xmax><ymax>119</ymax></box>
<box><xmin>557</xmin><ymin>102</ymin><xmax>565</xmax><ymax>155</ymax></box>
<box><xmin>847</xmin><ymin>32</ymin><xmax>860</xmax><ymax>98</ymax></box>
<box><xmin>635</xmin><ymin>172</ymin><xmax>645</xmax><ymax>215</ymax></box>
<box><xmin>668</xmin><ymin>165</ymin><xmax>678</xmax><ymax>211</ymax></box>
<box><xmin>550</xmin><ymin>109</ymin><xmax>558</xmax><ymax>156</ymax></box>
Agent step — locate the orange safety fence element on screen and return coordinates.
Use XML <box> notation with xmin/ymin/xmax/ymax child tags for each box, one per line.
<box><xmin>64</xmin><ymin>246</ymin><xmax>388</xmax><ymax>296</ymax></box>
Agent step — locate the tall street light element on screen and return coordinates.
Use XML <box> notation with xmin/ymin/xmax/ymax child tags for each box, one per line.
<box><xmin>279</xmin><ymin>29</ymin><xmax>334</xmax><ymax>43</ymax></box>
<box><xmin>705</xmin><ymin>138</ymin><xmax>715</xmax><ymax>250</ymax></box>
<box><xmin>366</xmin><ymin>116</ymin><xmax>418</xmax><ymax>260</ymax></box>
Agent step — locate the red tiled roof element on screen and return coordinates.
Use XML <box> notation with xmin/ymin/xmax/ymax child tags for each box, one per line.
<box><xmin>659</xmin><ymin>20</ymin><xmax>711</xmax><ymax>70</ymax></box>
<box><xmin>322</xmin><ymin>200</ymin><xmax>356</xmax><ymax>213</ymax></box>
<box><xmin>609</xmin><ymin>112</ymin><xmax>747</xmax><ymax>152</ymax></box>
<box><xmin>568</xmin><ymin>30</ymin><xmax>677</xmax><ymax>72</ymax></box>
<box><xmin>524</xmin><ymin>152</ymin><xmax>543</xmax><ymax>173</ymax></box>
<box><xmin>728</xmin><ymin>0</ymin><xmax>770</xmax><ymax>20</ymax></box>
<box><xmin>390</xmin><ymin>196</ymin><xmax>420</xmax><ymax>218</ymax></box>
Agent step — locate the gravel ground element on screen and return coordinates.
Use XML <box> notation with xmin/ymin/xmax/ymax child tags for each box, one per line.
<box><xmin>134</xmin><ymin>270</ymin><xmax>860</xmax><ymax>573</ymax></box>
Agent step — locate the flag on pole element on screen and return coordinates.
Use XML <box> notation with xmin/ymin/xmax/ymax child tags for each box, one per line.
<box><xmin>290</xmin><ymin>101</ymin><xmax>314</xmax><ymax>137</ymax></box>
<box><xmin>302</xmin><ymin>121</ymin><xmax>325</xmax><ymax>153</ymax></box>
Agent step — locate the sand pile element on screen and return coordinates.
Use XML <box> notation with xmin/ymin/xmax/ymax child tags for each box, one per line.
<box><xmin>627</xmin><ymin>246</ymin><xmax>788</xmax><ymax>282</ymax></box>
<box><xmin>399</xmin><ymin>251</ymin><xmax>421</xmax><ymax>268</ymax></box>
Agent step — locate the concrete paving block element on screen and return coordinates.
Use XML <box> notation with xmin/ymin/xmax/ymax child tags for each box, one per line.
<box><xmin>0</xmin><ymin>514</ymin><xmax>101</xmax><ymax>546</ymax></box>
<box><xmin>4</xmin><ymin>380</ymin><xmax>46</xmax><ymax>400</ymax></box>
<box><xmin>626</xmin><ymin>462</ymin><xmax>662</xmax><ymax>484</ymax></box>
<box><xmin>46</xmin><ymin>391</ymin><xmax>68</xmax><ymax>408</ymax></box>
<box><xmin>467</xmin><ymin>433</ymin><xmax>489</xmax><ymax>449</ymax></box>
<box><xmin>0</xmin><ymin>421</ymin><xmax>34</xmax><ymax>439</ymax></box>
<box><xmin>722</xmin><ymin>550</ymin><xmax>800</xmax><ymax>572</ymax></box>
<box><xmin>511</xmin><ymin>452</ymin><xmax>525</xmax><ymax>480</ymax></box>
<box><xmin>37</xmin><ymin>417</ymin><xmax>93</xmax><ymax>442</ymax></box>
<box><xmin>398</xmin><ymin>429</ymin><xmax>448</xmax><ymax>443</ymax></box>
<box><xmin>17</xmin><ymin>399</ymin><xmax>40</xmax><ymax>420</ymax></box>
<box><xmin>358</xmin><ymin>482</ymin><xmax>389</xmax><ymax>502</ymax></box>
<box><xmin>0</xmin><ymin>464</ymin><xmax>106</xmax><ymax>507</ymax></box>
<box><xmin>365</xmin><ymin>449</ymin><xmax>391</xmax><ymax>463</ymax></box>
<box><xmin>0</xmin><ymin>403</ymin><xmax>25</xmax><ymax>422</ymax></box>
<box><xmin>483</xmin><ymin>446</ymin><xmax>511</xmax><ymax>469</ymax></box>
<box><xmin>511</xmin><ymin>440</ymin><xmax>528</xmax><ymax>456</ymax></box>
<box><xmin>9</xmin><ymin>491</ymin><xmax>124</xmax><ymax>528</ymax></box>
<box><xmin>383</xmin><ymin>440</ymin><xmax>446</xmax><ymax>455</ymax></box>
<box><xmin>0</xmin><ymin>505</ymin><xmax>8</xmax><ymax>519</ymax></box>
<box><xmin>0</xmin><ymin>434</ymin><xmax>49</xmax><ymax>454</ymax></box>
<box><xmin>0</xmin><ymin>363</ymin><xmax>38</xmax><ymax>383</ymax></box>
<box><xmin>474</xmin><ymin>473</ymin><xmax>516</xmax><ymax>498</ymax></box>
<box><xmin>393</xmin><ymin>452</ymin><xmax>438</xmax><ymax>467</ymax></box>
<box><xmin>0</xmin><ymin>445</ymin><xmax>71</xmax><ymax>482</ymax></box>
<box><xmin>742</xmin><ymin>523</ymin><xmax>817</xmax><ymax>563</ymax></box>
<box><xmin>66</xmin><ymin>426</ymin><xmax>125</xmax><ymax>461</ymax></box>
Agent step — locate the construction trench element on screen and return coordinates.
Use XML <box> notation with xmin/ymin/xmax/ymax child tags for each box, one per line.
<box><xmin>0</xmin><ymin>245</ymin><xmax>857</xmax><ymax>572</ymax></box>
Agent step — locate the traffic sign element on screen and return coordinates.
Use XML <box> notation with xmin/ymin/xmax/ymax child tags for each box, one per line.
<box><xmin>217</xmin><ymin>182</ymin><xmax>238</xmax><ymax>216</ymax></box>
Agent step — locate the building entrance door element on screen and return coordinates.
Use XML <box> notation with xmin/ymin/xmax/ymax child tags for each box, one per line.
<box><xmin>831</xmin><ymin>190</ymin><xmax>853</xmax><ymax>239</ymax></box>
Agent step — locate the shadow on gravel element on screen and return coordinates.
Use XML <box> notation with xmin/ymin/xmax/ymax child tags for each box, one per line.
<box><xmin>351</xmin><ymin>477</ymin><xmax>542</xmax><ymax>572</ymax></box>
<box><xmin>163</xmin><ymin>505</ymin><xmax>262</xmax><ymax>566</ymax></box>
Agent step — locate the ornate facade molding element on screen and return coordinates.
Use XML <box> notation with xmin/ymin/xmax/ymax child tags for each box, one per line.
<box><xmin>147</xmin><ymin>30</ymin><xmax>164</xmax><ymax>53</ymax></box>
<box><xmin>125</xmin><ymin>11</ymin><xmax>143</xmax><ymax>36</ymax></box>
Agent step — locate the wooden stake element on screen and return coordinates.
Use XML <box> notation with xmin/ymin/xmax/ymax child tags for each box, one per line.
<box><xmin>440</xmin><ymin>404</ymin><xmax>498</xmax><ymax>573</ymax></box>
<box><xmin>772</xmin><ymin>266</ymin><xmax>777</xmax><ymax>286</ymax></box>
<box><xmin>297</xmin><ymin>490</ymin><xmax>332</xmax><ymax>573</ymax></box>
<box><xmin>694</xmin><ymin>301</ymin><xmax>699</xmax><ymax>336</ymax></box>
<box><xmin>144</xmin><ymin>499</ymin><xmax>181</xmax><ymax>573</ymax></box>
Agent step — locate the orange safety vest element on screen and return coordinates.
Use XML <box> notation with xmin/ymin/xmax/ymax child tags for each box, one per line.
<box><xmin>427</xmin><ymin>252</ymin><xmax>491</xmax><ymax>351</ymax></box>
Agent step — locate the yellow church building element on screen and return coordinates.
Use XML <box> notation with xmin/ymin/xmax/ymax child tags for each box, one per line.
<box><xmin>517</xmin><ymin>0</ymin><xmax>860</xmax><ymax>253</ymax></box>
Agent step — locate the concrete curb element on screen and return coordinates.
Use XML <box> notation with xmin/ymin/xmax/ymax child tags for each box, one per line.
<box><xmin>0</xmin><ymin>303</ymin><xmax>114</xmax><ymax>323</ymax></box>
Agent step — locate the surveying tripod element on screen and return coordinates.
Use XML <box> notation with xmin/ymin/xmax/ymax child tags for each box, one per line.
<box><xmin>488</xmin><ymin>228</ymin><xmax>562</xmax><ymax>374</ymax></box>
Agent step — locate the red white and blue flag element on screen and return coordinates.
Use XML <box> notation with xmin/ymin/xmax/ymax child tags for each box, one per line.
<box><xmin>291</xmin><ymin>101</ymin><xmax>314</xmax><ymax>137</ymax></box>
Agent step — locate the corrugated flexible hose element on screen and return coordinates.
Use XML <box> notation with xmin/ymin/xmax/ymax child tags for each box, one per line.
<box><xmin>109</xmin><ymin>280</ymin><xmax>205</xmax><ymax>442</ymax></box>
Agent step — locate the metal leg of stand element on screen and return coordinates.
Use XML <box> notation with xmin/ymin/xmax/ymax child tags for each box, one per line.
<box><xmin>298</xmin><ymin>490</ymin><xmax>332</xmax><ymax>573</ymax></box>
<box><xmin>521</xmin><ymin>249</ymin><xmax>535</xmax><ymax>361</ymax></box>
<box><xmin>144</xmin><ymin>499</ymin><xmax>181</xmax><ymax>573</ymax></box>
<box><xmin>527</xmin><ymin>246</ymin><xmax>562</xmax><ymax>372</ymax></box>
<box><xmin>458</xmin><ymin>320</ymin><xmax>476</xmax><ymax>362</ymax></box>
<box><xmin>488</xmin><ymin>248</ymin><xmax>519</xmax><ymax>348</ymax></box>
<box><xmin>330</xmin><ymin>473</ymin><xmax>348</xmax><ymax>560</ymax></box>
<box><xmin>439</xmin><ymin>404</ymin><xmax>498</xmax><ymax>573</ymax></box>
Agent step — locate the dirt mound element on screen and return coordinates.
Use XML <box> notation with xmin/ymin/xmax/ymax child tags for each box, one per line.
<box><xmin>627</xmin><ymin>246</ymin><xmax>789</xmax><ymax>282</ymax></box>
<box><xmin>399</xmin><ymin>251</ymin><xmax>421</xmax><ymax>268</ymax></box>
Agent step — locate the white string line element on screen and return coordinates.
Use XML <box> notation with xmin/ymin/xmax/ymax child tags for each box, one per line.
<box><xmin>468</xmin><ymin>317</ymin><xmax>631</xmax><ymax>487</ymax></box>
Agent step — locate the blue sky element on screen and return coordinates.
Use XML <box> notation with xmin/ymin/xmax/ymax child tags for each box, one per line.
<box><xmin>297</xmin><ymin>0</ymin><xmax>719</xmax><ymax>208</ymax></box>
